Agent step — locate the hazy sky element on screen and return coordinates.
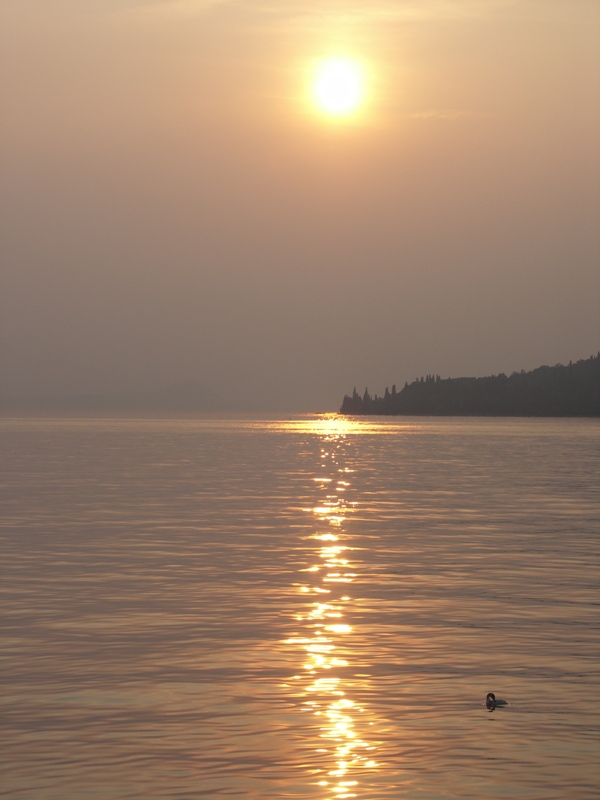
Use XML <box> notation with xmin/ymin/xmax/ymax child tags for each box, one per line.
<box><xmin>2</xmin><ymin>0</ymin><xmax>599</xmax><ymax>410</ymax></box>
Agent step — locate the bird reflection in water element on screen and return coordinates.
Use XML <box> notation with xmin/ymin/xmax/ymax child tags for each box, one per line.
<box><xmin>283</xmin><ymin>416</ymin><xmax>379</xmax><ymax>799</ymax></box>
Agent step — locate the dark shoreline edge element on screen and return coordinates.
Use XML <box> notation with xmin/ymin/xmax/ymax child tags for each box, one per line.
<box><xmin>340</xmin><ymin>354</ymin><xmax>600</xmax><ymax>417</ymax></box>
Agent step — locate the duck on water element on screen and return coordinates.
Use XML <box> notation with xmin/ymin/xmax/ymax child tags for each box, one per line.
<box><xmin>486</xmin><ymin>692</ymin><xmax>508</xmax><ymax>710</ymax></box>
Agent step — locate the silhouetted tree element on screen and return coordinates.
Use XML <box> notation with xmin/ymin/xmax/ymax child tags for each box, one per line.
<box><xmin>340</xmin><ymin>355</ymin><xmax>599</xmax><ymax>417</ymax></box>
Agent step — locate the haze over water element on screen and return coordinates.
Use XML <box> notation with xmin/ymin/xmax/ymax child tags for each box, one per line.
<box><xmin>2</xmin><ymin>2</ymin><xmax>598</xmax><ymax>410</ymax></box>
<box><xmin>1</xmin><ymin>414</ymin><xmax>598</xmax><ymax>798</ymax></box>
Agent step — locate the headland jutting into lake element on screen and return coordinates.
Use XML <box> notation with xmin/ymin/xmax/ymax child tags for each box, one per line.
<box><xmin>340</xmin><ymin>354</ymin><xmax>599</xmax><ymax>417</ymax></box>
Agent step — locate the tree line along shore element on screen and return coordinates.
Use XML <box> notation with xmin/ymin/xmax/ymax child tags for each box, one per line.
<box><xmin>340</xmin><ymin>354</ymin><xmax>599</xmax><ymax>417</ymax></box>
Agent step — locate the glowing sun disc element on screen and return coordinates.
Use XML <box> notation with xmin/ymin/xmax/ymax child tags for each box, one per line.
<box><xmin>313</xmin><ymin>58</ymin><xmax>364</xmax><ymax>116</ymax></box>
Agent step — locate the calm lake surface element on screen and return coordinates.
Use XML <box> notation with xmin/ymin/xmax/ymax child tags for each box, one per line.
<box><xmin>1</xmin><ymin>414</ymin><xmax>598</xmax><ymax>799</ymax></box>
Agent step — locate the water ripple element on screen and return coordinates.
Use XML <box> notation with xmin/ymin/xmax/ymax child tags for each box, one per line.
<box><xmin>0</xmin><ymin>414</ymin><xmax>598</xmax><ymax>799</ymax></box>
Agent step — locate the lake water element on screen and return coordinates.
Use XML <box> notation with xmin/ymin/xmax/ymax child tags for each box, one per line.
<box><xmin>1</xmin><ymin>414</ymin><xmax>598</xmax><ymax>799</ymax></box>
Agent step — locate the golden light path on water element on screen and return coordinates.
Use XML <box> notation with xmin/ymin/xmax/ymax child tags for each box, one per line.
<box><xmin>282</xmin><ymin>414</ymin><xmax>381</xmax><ymax>799</ymax></box>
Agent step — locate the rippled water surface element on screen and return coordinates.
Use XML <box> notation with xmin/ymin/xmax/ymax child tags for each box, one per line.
<box><xmin>1</xmin><ymin>414</ymin><xmax>598</xmax><ymax>799</ymax></box>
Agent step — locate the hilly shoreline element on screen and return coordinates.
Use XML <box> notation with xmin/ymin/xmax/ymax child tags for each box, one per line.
<box><xmin>340</xmin><ymin>354</ymin><xmax>599</xmax><ymax>417</ymax></box>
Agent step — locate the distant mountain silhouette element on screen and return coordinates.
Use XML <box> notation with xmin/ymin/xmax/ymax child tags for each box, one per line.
<box><xmin>0</xmin><ymin>380</ymin><xmax>227</xmax><ymax>412</ymax></box>
<box><xmin>340</xmin><ymin>354</ymin><xmax>600</xmax><ymax>417</ymax></box>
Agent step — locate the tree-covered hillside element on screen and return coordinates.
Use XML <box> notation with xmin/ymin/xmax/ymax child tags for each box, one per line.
<box><xmin>340</xmin><ymin>354</ymin><xmax>600</xmax><ymax>417</ymax></box>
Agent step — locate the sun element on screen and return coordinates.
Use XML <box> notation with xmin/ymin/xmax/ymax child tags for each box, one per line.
<box><xmin>312</xmin><ymin>57</ymin><xmax>365</xmax><ymax>118</ymax></box>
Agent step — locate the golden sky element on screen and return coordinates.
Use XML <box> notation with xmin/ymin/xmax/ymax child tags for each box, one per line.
<box><xmin>1</xmin><ymin>0</ymin><xmax>599</xmax><ymax>408</ymax></box>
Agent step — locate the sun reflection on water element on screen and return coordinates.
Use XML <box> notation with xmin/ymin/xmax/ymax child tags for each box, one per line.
<box><xmin>282</xmin><ymin>414</ymin><xmax>380</xmax><ymax>799</ymax></box>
